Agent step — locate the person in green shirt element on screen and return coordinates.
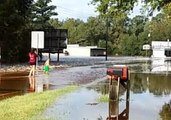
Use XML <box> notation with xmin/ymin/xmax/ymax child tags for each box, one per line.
<box><xmin>44</xmin><ymin>58</ymin><xmax>50</xmax><ymax>74</ymax></box>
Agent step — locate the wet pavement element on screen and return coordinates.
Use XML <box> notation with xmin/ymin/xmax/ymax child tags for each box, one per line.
<box><xmin>1</xmin><ymin>56</ymin><xmax>171</xmax><ymax>120</ymax></box>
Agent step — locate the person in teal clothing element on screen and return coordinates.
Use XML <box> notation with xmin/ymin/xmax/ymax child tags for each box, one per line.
<box><xmin>44</xmin><ymin>58</ymin><xmax>50</xmax><ymax>74</ymax></box>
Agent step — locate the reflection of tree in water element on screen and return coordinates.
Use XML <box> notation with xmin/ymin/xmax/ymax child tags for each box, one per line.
<box><xmin>88</xmin><ymin>73</ymin><xmax>171</xmax><ymax>97</ymax></box>
<box><xmin>131</xmin><ymin>73</ymin><xmax>171</xmax><ymax>96</ymax></box>
<box><xmin>87</xmin><ymin>80</ymin><xmax>126</xmax><ymax>96</ymax></box>
<box><xmin>148</xmin><ymin>75</ymin><xmax>171</xmax><ymax>96</ymax></box>
<box><xmin>160</xmin><ymin>100</ymin><xmax>171</xmax><ymax>120</ymax></box>
<box><xmin>131</xmin><ymin>73</ymin><xmax>147</xmax><ymax>93</ymax></box>
<box><xmin>86</xmin><ymin>81</ymin><xmax>109</xmax><ymax>95</ymax></box>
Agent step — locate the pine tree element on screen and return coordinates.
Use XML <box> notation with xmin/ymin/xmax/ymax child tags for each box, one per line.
<box><xmin>31</xmin><ymin>0</ymin><xmax>58</xmax><ymax>29</ymax></box>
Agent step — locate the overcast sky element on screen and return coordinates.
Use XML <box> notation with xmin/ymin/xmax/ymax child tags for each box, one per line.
<box><xmin>51</xmin><ymin>0</ymin><xmax>98</xmax><ymax>22</ymax></box>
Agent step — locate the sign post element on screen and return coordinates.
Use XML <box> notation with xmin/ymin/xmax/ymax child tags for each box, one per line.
<box><xmin>31</xmin><ymin>31</ymin><xmax>44</xmax><ymax>74</ymax></box>
<box><xmin>143</xmin><ymin>44</ymin><xmax>150</xmax><ymax>72</ymax></box>
<box><xmin>143</xmin><ymin>44</ymin><xmax>150</xmax><ymax>57</ymax></box>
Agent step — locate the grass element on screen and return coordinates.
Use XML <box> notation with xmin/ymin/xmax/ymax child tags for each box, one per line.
<box><xmin>0</xmin><ymin>85</ymin><xmax>79</xmax><ymax>120</ymax></box>
<box><xmin>97</xmin><ymin>94</ymin><xmax>109</xmax><ymax>103</ymax></box>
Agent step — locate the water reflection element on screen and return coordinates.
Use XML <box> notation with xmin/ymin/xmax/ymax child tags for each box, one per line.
<box><xmin>0</xmin><ymin>72</ymin><xmax>50</xmax><ymax>100</ymax></box>
<box><xmin>128</xmin><ymin>71</ymin><xmax>171</xmax><ymax>119</ymax></box>
<box><xmin>131</xmin><ymin>73</ymin><xmax>171</xmax><ymax>95</ymax></box>
<box><xmin>29</xmin><ymin>76</ymin><xmax>35</xmax><ymax>91</ymax></box>
<box><xmin>107</xmin><ymin>77</ymin><xmax>130</xmax><ymax>120</ymax></box>
<box><xmin>0</xmin><ymin>72</ymin><xmax>29</xmax><ymax>100</ymax></box>
<box><xmin>151</xmin><ymin>59</ymin><xmax>171</xmax><ymax>73</ymax></box>
<box><xmin>35</xmin><ymin>74</ymin><xmax>50</xmax><ymax>92</ymax></box>
<box><xmin>28</xmin><ymin>74</ymin><xmax>50</xmax><ymax>93</ymax></box>
<box><xmin>107</xmin><ymin>100</ymin><xmax>129</xmax><ymax>120</ymax></box>
<box><xmin>88</xmin><ymin>71</ymin><xmax>171</xmax><ymax>120</ymax></box>
<box><xmin>160</xmin><ymin>100</ymin><xmax>171</xmax><ymax>119</ymax></box>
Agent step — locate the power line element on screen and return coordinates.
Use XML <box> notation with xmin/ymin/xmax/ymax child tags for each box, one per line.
<box><xmin>56</xmin><ymin>5</ymin><xmax>98</xmax><ymax>20</ymax></box>
<box><xmin>57</xmin><ymin>5</ymin><xmax>97</xmax><ymax>16</ymax></box>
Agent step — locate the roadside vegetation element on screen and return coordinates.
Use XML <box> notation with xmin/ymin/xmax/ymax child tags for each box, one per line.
<box><xmin>97</xmin><ymin>94</ymin><xmax>109</xmax><ymax>103</ymax></box>
<box><xmin>0</xmin><ymin>85</ymin><xmax>79</xmax><ymax>120</ymax></box>
<box><xmin>1</xmin><ymin>0</ymin><xmax>171</xmax><ymax>63</ymax></box>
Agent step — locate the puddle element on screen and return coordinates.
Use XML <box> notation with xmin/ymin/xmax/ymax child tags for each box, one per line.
<box><xmin>0</xmin><ymin>72</ymin><xmax>29</xmax><ymax>99</ymax></box>
<box><xmin>0</xmin><ymin>72</ymin><xmax>51</xmax><ymax>99</ymax></box>
<box><xmin>40</xmin><ymin>88</ymin><xmax>108</xmax><ymax>120</ymax></box>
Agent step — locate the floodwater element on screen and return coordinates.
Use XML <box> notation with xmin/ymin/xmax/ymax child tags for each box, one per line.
<box><xmin>1</xmin><ymin>57</ymin><xmax>171</xmax><ymax>120</ymax></box>
<box><xmin>0</xmin><ymin>72</ymin><xmax>50</xmax><ymax>99</ymax></box>
<box><xmin>0</xmin><ymin>72</ymin><xmax>29</xmax><ymax>100</ymax></box>
<box><xmin>40</xmin><ymin>57</ymin><xmax>171</xmax><ymax>120</ymax></box>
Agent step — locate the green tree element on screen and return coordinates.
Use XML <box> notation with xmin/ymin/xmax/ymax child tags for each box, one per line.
<box><xmin>91</xmin><ymin>0</ymin><xmax>171</xmax><ymax>15</ymax></box>
<box><xmin>48</xmin><ymin>18</ymin><xmax>62</xmax><ymax>29</ymax></box>
<box><xmin>61</xmin><ymin>18</ymin><xmax>84</xmax><ymax>44</ymax></box>
<box><xmin>31</xmin><ymin>0</ymin><xmax>57</xmax><ymax>29</ymax></box>
<box><xmin>0</xmin><ymin>0</ymin><xmax>33</xmax><ymax>63</ymax></box>
<box><xmin>85</xmin><ymin>17</ymin><xmax>106</xmax><ymax>46</ymax></box>
<box><xmin>149</xmin><ymin>13</ymin><xmax>171</xmax><ymax>41</ymax></box>
<box><xmin>90</xmin><ymin>0</ymin><xmax>171</xmax><ymax>56</ymax></box>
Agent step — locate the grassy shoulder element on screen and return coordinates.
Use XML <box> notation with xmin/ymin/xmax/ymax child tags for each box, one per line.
<box><xmin>0</xmin><ymin>85</ymin><xmax>79</xmax><ymax>120</ymax></box>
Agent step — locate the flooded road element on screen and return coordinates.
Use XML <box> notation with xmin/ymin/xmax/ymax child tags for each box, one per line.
<box><xmin>1</xmin><ymin>56</ymin><xmax>171</xmax><ymax>120</ymax></box>
<box><xmin>40</xmin><ymin>57</ymin><xmax>171</xmax><ymax>120</ymax></box>
<box><xmin>40</xmin><ymin>73</ymin><xmax>171</xmax><ymax>120</ymax></box>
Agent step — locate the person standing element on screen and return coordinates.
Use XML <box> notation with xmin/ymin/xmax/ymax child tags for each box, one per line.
<box><xmin>44</xmin><ymin>58</ymin><xmax>50</xmax><ymax>74</ymax></box>
<box><xmin>28</xmin><ymin>48</ymin><xmax>37</xmax><ymax>77</ymax></box>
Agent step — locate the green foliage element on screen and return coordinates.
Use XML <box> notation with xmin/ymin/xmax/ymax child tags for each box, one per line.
<box><xmin>0</xmin><ymin>0</ymin><xmax>33</xmax><ymax>63</ymax></box>
<box><xmin>1</xmin><ymin>0</ymin><xmax>171</xmax><ymax>63</ymax></box>
<box><xmin>117</xmin><ymin>15</ymin><xmax>147</xmax><ymax>56</ymax></box>
<box><xmin>91</xmin><ymin>0</ymin><xmax>171</xmax><ymax>15</ymax></box>
<box><xmin>91</xmin><ymin>0</ymin><xmax>136</xmax><ymax>15</ymax></box>
<box><xmin>160</xmin><ymin>101</ymin><xmax>171</xmax><ymax>120</ymax></box>
<box><xmin>48</xmin><ymin>18</ymin><xmax>62</xmax><ymax>29</ymax></box>
<box><xmin>31</xmin><ymin>0</ymin><xmax>57</xmax><ymax>29</ymax></box>
<box><xmin>149</xmin><ymin>13</ymin><xmax>171</xmax><ymax>42</ymax></box>
<box><xmin>0</xmin><ymin>0</ymin><xmax>59</xmax><ymax>63</ymax></box>
<box><xmin>97</xmin><ymin>94</ymin><xmax>109</xmax><ymax>103</ymax></box>
<box><xmin>85</xmin><ymin>17</ymin><xmax>106</xmax><ymax>46</ymax></box>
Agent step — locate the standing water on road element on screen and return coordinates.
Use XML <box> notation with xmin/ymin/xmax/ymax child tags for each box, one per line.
<box><xmin>1</xmin><ymin>57</ymin><xmax>171</xmax><ymax>119</ymax></box>
<box><xmin>38</xmin><ymin>57</ymin><xmax>171</xmax><ymax>120</ymax></box>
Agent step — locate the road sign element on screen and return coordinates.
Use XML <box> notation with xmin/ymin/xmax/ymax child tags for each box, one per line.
<box><xmin>143</xmin><ymin>44</ymin><xmax>150</xmax><ymax>50</ymax></box>
<box><xmin>31</xmin><ymin>31</ymin><xmax>44</xmax><ymax>48</ymax></box>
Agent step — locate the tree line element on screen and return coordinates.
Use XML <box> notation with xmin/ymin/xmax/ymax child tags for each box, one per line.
<box><xmin>0</xmin><ymin>0</ymin><xmax>171</xmax><ymax>63</ymax></box>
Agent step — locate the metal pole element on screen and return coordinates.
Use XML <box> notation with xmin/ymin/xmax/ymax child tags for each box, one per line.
<box><xmin>57</xmin><ymin>38</ymin><xmax>60</xmax><ymax>62</ymax></box>
<box><xmin>0</xmin><ymin>47</ymin><xmax>2</xmax><ymax>84</ymax></box>
<box><xmin>36</xmin><ymin>33</ymin><xmax>39</xmax><ymax>75</ymax></box>
<box><xmin>105</xmin><ymin>17</ymin><xmax>108</xmax><ymax>61</ymax></box>
<box><xmin>117</xmin><ymin>77</ymin><xmax>120</xmax><ymax>101</ymax></box>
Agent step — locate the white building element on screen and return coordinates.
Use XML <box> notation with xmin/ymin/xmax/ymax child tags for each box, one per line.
<box><xmin>63</xmin><ymin>44</ymin><xmax>105</xmax><ymax>57</ymax></box>
<box><xmin>151</xmin><ymin>59</ymin><xmax>171</xmax><ymax>72</ymax></box>
<box><xmin>151</xmin><ymin>41</ymin><xmax>171</xmax><ymax>58</ymax></box>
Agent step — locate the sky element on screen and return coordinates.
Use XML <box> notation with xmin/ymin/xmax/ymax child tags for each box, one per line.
<box><xmin>51</xmin><ymin>0</ymin><xmax>98</xmax><ymax>22</ymax></box>
<box><xmin>50</xmin><ymin>0</ymin><xmax>155</xmax><ymax>22</ymax></box>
